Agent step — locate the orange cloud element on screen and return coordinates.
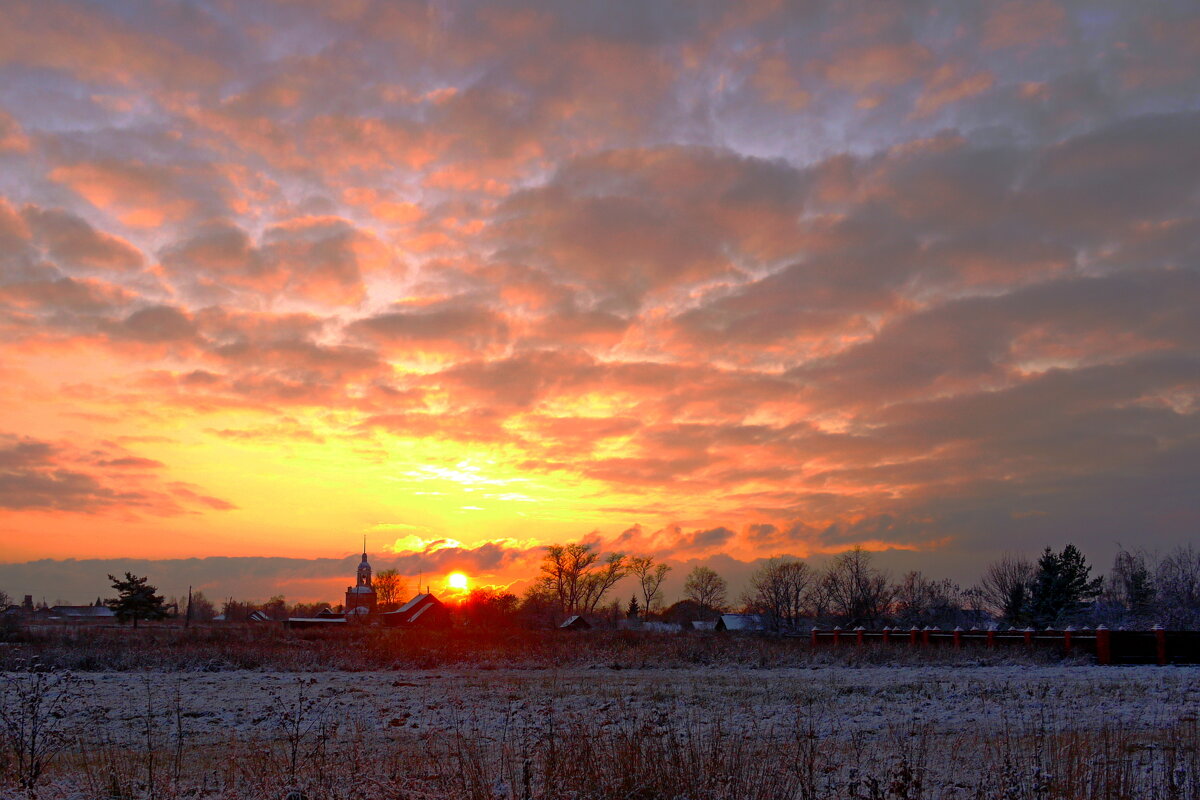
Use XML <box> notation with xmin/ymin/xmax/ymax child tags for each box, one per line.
<box><xmin>912</xmin><ymin>65</ymin><xmax>994</xmax><ymax>118</ymax></box>
<box><xmin>0</xmin><ymin>110</ymin><xmax>30</xmax><ymax>153</ymax></box>
<box><xmin>1</xmin><ymin>0</ymin><xmax>1199</xmax><ymax>582</ymax></box>
<box><xmin>982</xmin><ymin>0</ymin><xmax>1067</xmax><ymax>51</ymax></box>
<box><xmin>820</xmin><ymin>43</ymin><xmax>932</xmax><ymax>92</ymax></box>
<box><xmin>49</xmin><ymin>161</ymin><xmax>200</xmax><ymax>229</ymax></box>
<box><xmin>752</xmin><ymin>54</ymin><xmax>811</xmax><ymax>109</ymax></box>
<box><xmin>0</xmin><ymin>0</ymin><xmax>225</xmax><ymax>88</ymax></box>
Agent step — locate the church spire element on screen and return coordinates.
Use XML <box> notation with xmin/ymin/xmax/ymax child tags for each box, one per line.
<box><xmin>356</xmin><ymin>538</ymin><xmax>372</xmax><ymax>587</ymax></box>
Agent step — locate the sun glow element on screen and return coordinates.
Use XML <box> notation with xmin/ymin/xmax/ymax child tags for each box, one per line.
<box><xmin>447</xmin><ymin>572</ymin><xmax>469</xmax><ymax>591</ymax></box>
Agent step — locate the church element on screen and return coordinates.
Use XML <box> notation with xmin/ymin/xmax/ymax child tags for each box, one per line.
<box><xmin>341</xmin><ymin>547</ymin><xmax>450</xmax><ymax>628</ymax></box>
<box><xmin>345</xmin><ymin>548</ymin><xmax>377</xmax><ymax>616</ymax></box>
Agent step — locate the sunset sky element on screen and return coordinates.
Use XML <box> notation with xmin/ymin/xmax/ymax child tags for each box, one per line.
<box><xmin>1</xmin><ymin>1</ymin><xmax>1198</xmax><ymax>604</ymax></box>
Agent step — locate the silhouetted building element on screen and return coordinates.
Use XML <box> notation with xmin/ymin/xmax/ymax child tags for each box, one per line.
<box><xmin>382</xmin><ymin>592</ymin><xmax>450</xmax><ymax>628</ymax></box>
<box><xmin>715</xmin><ymin>614</ymin><xmax>766</xmax><ymax>632</ymax></box>
<box><xmin>49</xmin><ymin>605</ymin><xmax>115</xmax><ymax>619</ymax></box>
<box><xmin>559</xmin><ymin>615</ymin><xmax>591</xmax><ymax>630</ymax></box>
<box><xmin>345</xmin><ymin>548</ymin><xmax>377</xmax><ymax>617</ymax></box>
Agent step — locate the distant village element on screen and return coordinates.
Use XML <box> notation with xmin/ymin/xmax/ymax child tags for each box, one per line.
<box><xmin>5</xmin><ymin>541</ymin><xmax>1200</xmax><ymax>636</ymax></box>
<box><xmin>0</xmin><ymin>547</ymin><xmax>729</xmax><ymax>633</ymax></box>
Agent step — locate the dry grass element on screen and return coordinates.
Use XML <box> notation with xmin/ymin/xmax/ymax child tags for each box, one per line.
<box><xmin>0</xmin><ymin>625</ymin><xmax>1066</xmax><ymax>672</ymax></box>
<box><xmin>2</xmin><ymin>665</ymin><xmax>1197</xmax><ymax>799</ymax></box>
<box><xmin>6</xmin><ymin>695</ymin><xmax>1198</xmax><ymax>799</ymax></box>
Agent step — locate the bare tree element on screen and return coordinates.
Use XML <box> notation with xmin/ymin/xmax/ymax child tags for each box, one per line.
<box><xmin>579</xmin><ymin>553</ymin><xmax>629</xmax><ymax>612</ymax></box>
<box><xmin>538</xmin><ymin>542</ymin><xmax>627</xmax><ymax>615</ymax></box>
<box><xmin>1103</xmin><ymin>547</ymin><xmax>1155</xmax><ymax>624</ymax></box>
<box><xmin>683</xmin><ymin>566</ymin><xmax>727</xmax><ymax>620</ymax></box>
<box><xmin>518</xmin><ymin>581</ymin><xmax>559</xmax><ymax>629</ymax></box>
<box><xmin>187</xmin><ymin>591</ymin><xmax>216</xmax><ymax>622</ymax></box>
<box><xmin>374</xmin><ymin>568</ymin><xmax>405</xmax><ymax>611</ymax></box>
<box><xmin>891</xmin><ymin>571</ymin><xmax>964</xmax><ymax>627</ymax></box>
<box><xmin>262</xmin><ymin>594</ymin><xmax>288</xmax><ymax>620</ymax></box>
<box><xmin>822</xmin><ymin>546</ymin><xmax>892</xmax><ymax>625</ymax></box>
<box><xmin>628</xmin><ymin>556</ymin><xmax>671</xmax><ymax>618</ymax></box>
<box><xmin>743</xmin><ymin>557</ymin><xmax>815</xmax><ymax>632</ymax></box>
<box><xmin>974</xmin><ymin>553</ymin><xmax>1035</xmax><ymax>624</ymax></box>
<box><xmin>1154</xmin><ymin>544</ymin><xmax>1200</xmax><ymax>629</ymax></box>
<box><xmin>540</xmin><ymin>543</ymin><xmax>597</xmax><ymax>613</ymax></box>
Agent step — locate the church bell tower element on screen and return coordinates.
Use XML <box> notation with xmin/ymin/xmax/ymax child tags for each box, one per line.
<box><xmin>345</xmin><ymin>538</ymin><xmax>377</xmax><ymax>617</ymax></box>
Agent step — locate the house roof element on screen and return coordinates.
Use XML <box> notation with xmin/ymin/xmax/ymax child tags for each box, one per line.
<box><xmin>50</xmin><ymin>605</ymin><xmax>115</xmax><ymax>617</ymax></box>
<box><xmin>381</xmin><ymin>592</ymin><xmax>447</xmax><ymax>626</ymax></box>
<box><xmin>408</xmin><ymin>603</ymin><xmax>434</xmax><ymax>623</ymax></box>
<box><xmin>392</xmin><ymin>592</ymin><xmax>435</xmax><ymax>615</ymax></box>
<box><xmin>717</xmin><ymin>614</ymin><xmax>766</xmax><ymax>631</ymax></box>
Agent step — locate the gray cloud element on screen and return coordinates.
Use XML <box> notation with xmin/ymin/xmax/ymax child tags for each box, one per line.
<box><xmin>1</xmin><ymin>1</ymin><xmax>1198</xmax><ymax>575</ymax></box>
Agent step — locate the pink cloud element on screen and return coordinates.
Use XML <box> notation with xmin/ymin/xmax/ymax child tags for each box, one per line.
<box><xmin>0</xmin><ymin>433</ymin><xmax>232</xmax><ymax>516</ymax></box>
<box><xmin>982</xmin><ymin>0</ymin><xmax>1068</xmax><ymax>51</ymax></box>
<box><xmin>0</xmin><ymin>110</ymin><xmax>30</xmax><ymax>153</ymax></box>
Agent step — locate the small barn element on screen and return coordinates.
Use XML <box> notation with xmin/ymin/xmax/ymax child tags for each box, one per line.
<box><xmin>559</xmin><ymin>615</ymin><xmax>591</xmax><ymax>630</ymax></box>
<box><xmin>381</xmin><ymin>592</ymin><xmax>451</xmax><ymax>629</ymax></box>
<box><xmin>715</xmin><ymin>614</ymin><xmax>766</xmax><ymax>632</ymax></box>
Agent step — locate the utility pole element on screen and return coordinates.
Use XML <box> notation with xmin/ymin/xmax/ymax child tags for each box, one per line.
<box><xmin>185</xmin><ymin>585</ymin><xmax>193</xmax><ymax>628</ymax></box>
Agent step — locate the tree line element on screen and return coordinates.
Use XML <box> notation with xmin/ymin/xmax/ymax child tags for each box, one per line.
<box><xmin>516</xmin><ymin>540</ymin><xmax>1200</xmax><ymax>631</ymax></box>
<box><xmin>13</xmin><ymin>541</ymin><xmax>1198</xmax><ymax>630</ymax></box>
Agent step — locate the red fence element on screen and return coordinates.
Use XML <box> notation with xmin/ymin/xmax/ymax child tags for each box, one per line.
<box><xmin>808</xmin><ymin>625</ymin><xmax>1200</xmax><ymax>665</ymax></box>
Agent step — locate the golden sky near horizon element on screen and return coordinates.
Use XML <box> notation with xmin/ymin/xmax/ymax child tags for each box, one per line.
<box><xmin>1</xmin><ymin>0</ymin><xmax>1199</xmax><ymax>602</ymax></box>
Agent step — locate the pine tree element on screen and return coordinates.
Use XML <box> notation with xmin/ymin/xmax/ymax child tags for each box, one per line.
<box><xmin>626</xmin><ymin>595</ymin><xmax>641</xmax><ymax>619</ymax></box>
<box><xmin>1028</xmin><ymin>545</ymin><xmax>1103</xmax><ymax>626</ymax></box>
<box><xmin>105</xmin><ymin>572</ymin><xmax>168</xmax><ymax>629</ymax></box>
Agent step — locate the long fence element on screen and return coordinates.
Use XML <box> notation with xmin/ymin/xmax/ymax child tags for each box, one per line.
<box><xmin>808</xmin><ymin>626</ymin><xmax>1200</xmax><ymax>665</ymax></box>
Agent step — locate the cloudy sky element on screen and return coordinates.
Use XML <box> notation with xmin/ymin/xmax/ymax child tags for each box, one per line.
<box><xmin>1</xmin><ymin>0</ymin><xmax>1198</xmax><ymax>603</ymax></box>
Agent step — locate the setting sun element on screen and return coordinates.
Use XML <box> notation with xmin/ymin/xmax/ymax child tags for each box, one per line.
<box><xmin>447</xmin><ymin>572</ymin><xmax>469</xmax><ymax>591</ymax></box>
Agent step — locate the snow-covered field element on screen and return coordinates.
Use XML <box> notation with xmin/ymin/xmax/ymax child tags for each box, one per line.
<box><xmin>4</xmin><ymin>665</ymin><xmax>1198</xmax><ymax>798</ymax></box>
<box><xmin>76</xmin><ymin>664</ymin><xmax>1200</xmax><ymax>744</ymax></box>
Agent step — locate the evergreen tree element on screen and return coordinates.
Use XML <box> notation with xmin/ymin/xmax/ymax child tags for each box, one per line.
<box><xmin>105</xmin><ymin>572</ymin><xmax>167</xmax><ymax>629</ymax></box>
<box><xmin>1028</xmin><ymin>545</ymin><xmax>1103</xmax><ymax>626</ymax></box>
<box><xmin>626</xmin><ymin>595</ymin><xmax>641</xmax><ymax>619</ymax></box>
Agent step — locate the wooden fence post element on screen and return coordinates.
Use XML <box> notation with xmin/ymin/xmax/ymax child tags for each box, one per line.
<box><xmin>882</xmin><ymin>626</ymin><xmax>891</xmax><ymax>646</ymax></box>
<box><xmin>909</xmin><ymin>626</ymin><xmax>919</xmax><ymax>647</ymax></box>
<box><xmin>811</xmin><ymin>627</ymin><xmax>819</xmax><ymax>648</ymax></box>
<box><xmin>1096</xmin><ymin>624</ymin><xmax>1110</xmax><ymax>665</ymax></box>
<box><xmin>1024</xmin><ymin>627</ymin><xmax>1034</xmax><ymax>648</ymax></box>
<box><xmin>986</xmin><ymin>628</ymin><xmax>995</xmax><ymax>649</ymax></box>
<box><xmin>1063</xmin><ymin>626</ymin><xmax>1073</xmax><ymax>655</ymax></box>
<box><xmin>953</xmin><ymin>626</ymin><xmax>962</xmax><ymax>649</ymax></box>
<box><xmin>1153</xmin><ymin>624</ymin><xmax>1167</xmax><ymax>665</ymax></box>
<box><xmin>922</xmin><ymin>626</ymin><xmax>933</xmax><ymax>646</ymax></box>
<box><xmin>855</xmin><ymin>626</ymin><xmax>865</xmax><ymax>647</ymax></box>
<box><xmin>832</xmin><ymin>626</ymin><xmax>841</xmax><ymax>647</ymax></box>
